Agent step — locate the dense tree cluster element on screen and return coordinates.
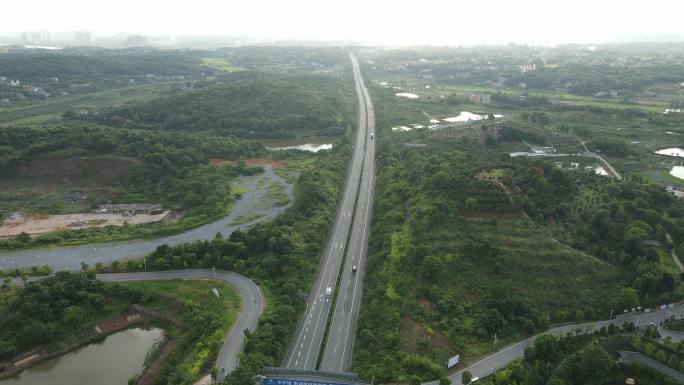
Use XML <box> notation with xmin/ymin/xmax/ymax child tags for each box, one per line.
<box><xmin>0</xmin><ymin>271</ymin><xmax>145</xmax><ymax>359</ymax></box>
<box><xmin>214</xmin><ymin>46</ymin><xmax>348</xmax><ymax>69</ymax></box>
<box><xmin>506</xmin><ymin>160</ymin><xmax>683</xmax><ymax>261</ymax></box>
<box><xmin>91</xmin><ymin>72</ymin><xmax>354</xmax><ymax>138</ymax></box>
<box><xmin>0</xmin><ymin>125</ymin><xmax>266</xmax><ymax>248</ymax></box>
<box><xmin>352</xmin><ymin>139</ymin><xmax>626</xmax><ymax>382</ymax></box>
<box><xmin>0</xmin><ymin>49</ymin><xmax>207</xmax><ymax>82</ymax></box>
<box><xmin>506</xmin><ymin>159</ymin><xmax>684</xmax><ymax>305</ymax></box>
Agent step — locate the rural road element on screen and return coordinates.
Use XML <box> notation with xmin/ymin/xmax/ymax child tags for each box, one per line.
<box><xmin>282</xmin><ymin>53</ymin><xmax>372</xmax><ymax>370</ymax></box>
<box><xmin>319</xmin><ymin>53</ymin><xmax>375</xmax><ymax>373</ymax></box>
<box><xmin>96</xmin><ymin>269</ymin><xmax>264</xmax><ymax>383</ymax></box>
<box><xmin>619</xmin><ymin>351</ymin><xmax>684</xmax><ymax>383</ymax></box>
<box><xmin>425</xmin><ymin>303</ymin><xmax>684</xmax><ymax>385</ymax></box>
<box><xmin>581</xmin><ymin>141</ymin><xmax>622</xmax><ymax>179</ymax></box>
<box><xmin>0</xmin><ymin>166</ymin><xmax>292</xmax><ymax>272</ymax></box>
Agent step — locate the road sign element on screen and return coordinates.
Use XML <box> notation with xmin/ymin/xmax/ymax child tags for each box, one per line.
<box><xmin>212</xmin><ymin>288</ymin><xmax>220</xmax><ymax>298</ymax></box>
<box><xmin>446</xmin><ymin>354</ymin><xmax>460</xmax><ymax>368</ymax></box>
<box><xmin>262</xmin><ymin>379</ymin><xmax>355</xmax><ymax>385</ymax></box>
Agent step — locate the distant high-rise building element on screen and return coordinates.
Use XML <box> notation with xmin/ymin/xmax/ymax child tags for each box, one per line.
<box><xmin>124</xmin><ymin>35</ymin><xmax>148</xmax><ymax>47</ymax></box>
<box><xmin>74</xmin><ymin>31</ymin><xmax>91</xmax><ymax>45</ymax></box>
<box><xmin>22</xmin><ymin>30</ymin><xmax>50</xmax><ymax>44</ymax></box>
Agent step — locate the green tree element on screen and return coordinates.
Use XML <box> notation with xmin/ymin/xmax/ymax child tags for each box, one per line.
<box><xmin>16</xmin><ymin>232</ymin><xmax>31</xmax><ymax>243</ymax></box>
<box><xmin>465</xmin><ymin>197</ymin><xmax>477</xmax><ymax>211</ymax></box>
<box><xmin>462</xmin><ymin>371</ymin><xmax>472</xmax><ymax>385</ymax></box>
<box><xmin>422</xmin><ymin>256</ymin><xmax>445</xmax><ymax>280</ymax></box>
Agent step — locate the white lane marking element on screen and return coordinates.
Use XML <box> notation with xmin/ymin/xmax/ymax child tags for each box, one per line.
<box><xmin>289</xmin><ymin>55</ymin><xmax>369</xmax><ymax>369</ymax></box>
<box><xmin>321</xmin><ymin>59</ymin><xmax>375</xmax><ymax>372</ymax></box>
<box><xmin>337</xmin><ymin>74</ymin><xmax>375</xmax><ymax>372</ymax></box>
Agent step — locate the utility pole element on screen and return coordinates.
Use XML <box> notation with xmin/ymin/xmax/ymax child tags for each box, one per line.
<box><xmin>493</xmin><ymin>333</ymin><xmax>498</xmax><ymax>349</ymax></box>
<box><xmin>212</xmin><ymin>266</ymin><xmax>216</xmax><ymax>279</ymax></box>
<box><xmin>610</xmin><ymin>309</ymin><xmax>614</xmax><ymax>319</ymax></box>
<box><xmin>144</xmin><ymin>257</ymin><xmax>146</xmax><ymax>271</ymax></box>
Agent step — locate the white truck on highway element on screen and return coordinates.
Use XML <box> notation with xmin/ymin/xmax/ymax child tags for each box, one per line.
<box><xmin>325</xmin><ymin>286</ymin><xmax>332</xmax><ymax>299</ymax></box>
<box><xmin>370</xmin><ymin>133</ymin><xmax>374</xmax><ymax>139</ymax></box>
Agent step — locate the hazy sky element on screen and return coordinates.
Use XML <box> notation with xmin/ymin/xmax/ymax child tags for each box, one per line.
<box><xmin>3</xmin><ymin>0</ymin><xmax>684</xmax><ymax>45</ymax></box>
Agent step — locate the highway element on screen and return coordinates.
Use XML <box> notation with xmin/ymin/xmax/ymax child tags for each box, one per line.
<box><xmin>426</xmin><ymin>302</ymin><xmax>684</xmax><ymax>385</ymax></box>
<box><xmin>96</xmin><ymin>269</ymin><xmax>264</xmax><ymax>383</ymax></box>
<box><xmin>319</xmin><ymin>54</ymin><xmax>375</xmax><ymax>372</ymax></box>
<box><xmin>282</xmin><ymin>53</ymin><xmax>372</xmax><ymax>370</ymax></box>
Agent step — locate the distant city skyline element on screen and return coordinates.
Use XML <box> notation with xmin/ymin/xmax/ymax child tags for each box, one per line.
<box><xmin>2</xmin><ymin>0</ymin><xmax>684</xmax><ymax>46</ymax></box>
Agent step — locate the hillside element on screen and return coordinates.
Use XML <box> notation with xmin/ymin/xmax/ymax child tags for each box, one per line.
<box><xmin>0</xmin><ymin>49</ymin><xmax>207</xmax><ymax>81</ymax></box>
<box><xmin>93</xmin><ymin>72</ymin><xmax>355</xmax><ymax>138</ymax></box>
<box><xmin>0</xmin><ymin>125</ymin><xmax>267</xmax><ymax>248</ymax></box>
<box><xmin>352</xmin><ymin>141</ymin><xmax>628</xmax><ymax>381</ymax></box>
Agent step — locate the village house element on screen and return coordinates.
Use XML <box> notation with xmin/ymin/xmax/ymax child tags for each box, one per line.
<box><xmin>70</xmin><ymin>83</ymin><xmax>91</xmax><ymax>89</ymax></box>
<box><xmin>469</xmin><ymin>93</ymin><xmax>491</xmax><ymax>104</ymax></box>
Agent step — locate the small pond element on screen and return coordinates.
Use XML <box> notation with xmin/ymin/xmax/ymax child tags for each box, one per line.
<box><xmin>655</xmin><ymin>147</ymin><xmax>684</xmax><ymax>158</ymax></box>
<box><xmin>261</xmin><ymin>137</ymin><xmax>334</xmax><ymax>152</ymax></box>
<box><xmin>671</xmin><ymin>166</ymin><xmax>684</xmax><ymax>180</ymax></box>
<box><xmin>1</xmin><ymin>327</ymin><xmax>163</xmax><ymax>385</ymax></box>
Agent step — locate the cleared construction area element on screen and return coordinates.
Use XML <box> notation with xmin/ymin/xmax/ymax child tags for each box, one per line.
<box><xmin>0</xmin><ymin>211</ymin><xmax>169</xmax><ymax>239</ymax></box>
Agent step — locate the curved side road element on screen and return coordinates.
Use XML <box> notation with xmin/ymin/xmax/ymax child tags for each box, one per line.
<box><xmin>96</xmin><ymin>269</ymin><xmax>264</xmax><ymax>383</ymax></box>
<box><xmin>425</xmin><ymin>302</ymin><xmax>684</xmax><ymax>385</ymax></box>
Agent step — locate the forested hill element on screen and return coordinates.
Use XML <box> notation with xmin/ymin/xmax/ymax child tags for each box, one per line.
<box><xmin>0</xmin><ymin>49</ymin><xmax>207</xmax><ymax>81</ymax></box>
<box><xmin>92</xmin><ymin>72</ymin><xmax>355</xmax><ymax>138</ymax></box>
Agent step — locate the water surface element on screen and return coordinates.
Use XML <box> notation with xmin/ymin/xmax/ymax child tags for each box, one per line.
<box><xmin>671</xmin><ymin>166</ymin><xmax>684</xmax><ymax>180</ymax></box>
<box><xmin>1</xmin><ymin>327</ymin><xmax>163</xmax><ymax>385</ymax></box>
<box><xmin>655</xmin><ymin>147</ymin><xmax>684</xmax><ymax>158</ymax></box>
<box><xmin>261</xmin><ymin>137</ymin><xmax>334</xmax><ymax>152</ymax></box>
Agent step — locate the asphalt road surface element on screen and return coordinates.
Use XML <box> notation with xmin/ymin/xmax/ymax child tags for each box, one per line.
<box><xmin>0</xmin><ymin>166</ymin><xmax>292</xmax><ymax>272</ymax></box>
<box><xmin>96</xmin><ymin>269</ymin><xmax>264</xmax><ymax>383</ymax></box>
<box><xmin>282</xmin><ymin>53</ymin><xmax>371</xmax><ymax>370</ymax></box>
<box><xmin>619</xmin><ymin>350</ymin><xmax>684</xmax><ymax>383</ymax></box>
<box><xmin>319</xmin><ymin>54</ymin><xmax>375</xmax><ymax>373</ymax></box>
<box><xmin>425</xmin><ymin>302</ymin><xmax>684</xmax><ymax>385</ymax></box>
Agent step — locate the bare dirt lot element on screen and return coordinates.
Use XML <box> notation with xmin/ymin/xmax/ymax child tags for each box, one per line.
<box><xmin>0</xmin><ymin>212</ymin><xmax>169</xmax><ymax>238</ymax></box>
